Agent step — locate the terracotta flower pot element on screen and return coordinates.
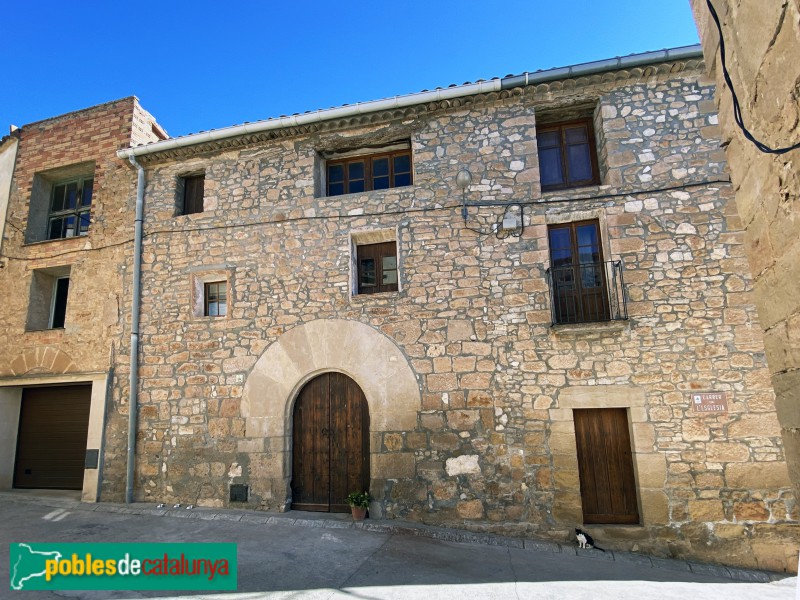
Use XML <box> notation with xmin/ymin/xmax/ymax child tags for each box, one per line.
<box><xmin>350</xmin><ymin>506</ymin><xmax>367</xmax><ymax>521</ymax></box>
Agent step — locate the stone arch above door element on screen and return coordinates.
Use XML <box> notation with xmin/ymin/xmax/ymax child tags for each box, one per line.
<box><xmin>242</xmin><ymin>319</ymin><xmax>421</xmax><ymax>438</ymax></box>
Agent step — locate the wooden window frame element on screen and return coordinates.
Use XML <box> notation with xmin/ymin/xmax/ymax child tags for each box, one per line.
<box><xmin>204</xmin><ymin>281</ymin><xmax>227</xmax><ymax>317</ymax></box>
<box><xmin>537</xmin><ymin>118</ymin><xmax>600</xmax><ymax>191</ymax></box>
<box><xmin>547</xmin><ymin>219</ymin><xmax>610</xmax><ymax>324</ymax></box>
<box><xmin>47</xmin><ymin>176</ymin><xmax>93</xmax><ymax>240</ymax></box>
<box><xmin>182</xmin><ymin>174</ymin><xmax>205</xmax><ymax>215</ymax></box>
<box><xmin>327</xmin><ymin>150</ymin><xmax>412</xmax><ymax>197</ymax></box>
<box><xmin>356</xmin><ymin>241</ymin><xmax>398</xmax><ymax>295</ymax></box>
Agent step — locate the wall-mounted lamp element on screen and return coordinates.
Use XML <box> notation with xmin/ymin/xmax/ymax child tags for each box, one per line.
<box><xmin>456</xmin><ymin>169</ymin><xmax>472</xmax><ymax>191</ymax></box>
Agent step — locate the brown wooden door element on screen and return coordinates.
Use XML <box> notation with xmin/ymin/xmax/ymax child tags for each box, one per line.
<box><xmin>291</xmin><ymin>373</ymin><xmax>369</xmax><ymax>513</ymax></box>
<box><xmin>14</xmin><ymin>385</ymin><xmax>92</xmax><ymax>490</ymax></box>
<box><xmin>573</xmin><ymin>408</ymin><xmax>639</xmax><ymax>524</ymax></box>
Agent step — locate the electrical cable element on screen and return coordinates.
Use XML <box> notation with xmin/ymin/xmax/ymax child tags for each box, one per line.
<box><xmin>706</xmin><ymin>0</ymin><xmax>800</xmax><ymax>155</ymax></box>
<box><xmin>0</xmin><ymin>177</ymin><xmax>731</xmax><ymax>261</ymax></box>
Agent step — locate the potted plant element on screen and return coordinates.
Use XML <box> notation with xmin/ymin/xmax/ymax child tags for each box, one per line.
<box><xmin>346</xmin><ymin>490</ymin><xmax>372</xmax><ymax>521</ymax></box>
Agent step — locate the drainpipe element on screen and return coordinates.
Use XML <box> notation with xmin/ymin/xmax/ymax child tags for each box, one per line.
<box><xmin>126</xmin><ymin>154</ymin><xmax>145</xmax><ymax>504</ymax></box>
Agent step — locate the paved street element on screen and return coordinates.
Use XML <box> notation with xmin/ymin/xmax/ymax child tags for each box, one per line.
<box><xmin>1</xmin><ymin>492</ymin><xmax>795</xmax><ymax>599</ymax></box>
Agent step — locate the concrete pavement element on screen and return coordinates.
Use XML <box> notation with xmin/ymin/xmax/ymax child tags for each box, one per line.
<box><xmin>0</xmin><ymin>491</ymin><xmax>795</xmax><ymax>599</ymax></box>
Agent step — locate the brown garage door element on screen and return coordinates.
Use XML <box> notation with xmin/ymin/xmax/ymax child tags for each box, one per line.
<box><xmin>13</xmin><ymin>385</ymin><xmax>92</xmax><ymax>490</ymax></box>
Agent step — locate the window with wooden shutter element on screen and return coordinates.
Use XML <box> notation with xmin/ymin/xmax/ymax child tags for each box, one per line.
<box><xmin>182</xmin><ymin>174</ymin><xmax>205</xmax><ymax>215</ymax></box>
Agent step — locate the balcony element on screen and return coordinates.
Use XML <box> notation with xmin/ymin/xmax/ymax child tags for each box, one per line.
<box><xmin>545</xmin><ymin>260</ymin><xmax>628</xmax><ymax>325</ymax></box>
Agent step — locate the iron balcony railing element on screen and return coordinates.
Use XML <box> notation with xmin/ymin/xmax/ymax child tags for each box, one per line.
<box><xmin>545</xmin><ymin>260</ymin><xmax>628</xmax><ymax>325</ymax></box>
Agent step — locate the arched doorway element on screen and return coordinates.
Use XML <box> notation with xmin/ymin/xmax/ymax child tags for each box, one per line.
<box><xmin>291</xmin><ymin>372</ymin><xmax>369</xmax><ymax>513</ymax></box>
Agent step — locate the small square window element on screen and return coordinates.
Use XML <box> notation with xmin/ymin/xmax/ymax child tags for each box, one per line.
<box><xmin>181</xmin><ymin>174</ymin><xmax>205</xmax><ymax>215</ymax></box>
<box><xmin>326</xmin><ymin>147</ymin><xmax>412</xmax><ymax>197</ymax></box>
<box><xmin>204</xmin><ymin>281</ymin><xmax>227</xmax><ymax>317</ymax></box>
<box><xmin>537</xmin><ymin>119</ymin><xmax>599</xmax><ymax>191</ymax></box>
<box><xmin>356</xmin><ymin>241</ymin><xmax>398</xmax><ymax>295</ymax></box>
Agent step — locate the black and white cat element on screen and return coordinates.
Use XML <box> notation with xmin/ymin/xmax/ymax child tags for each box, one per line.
<box><xmin>575</xmin><ymin>528</ymin><xmax>606</xmax><ymax>552</ymax></box>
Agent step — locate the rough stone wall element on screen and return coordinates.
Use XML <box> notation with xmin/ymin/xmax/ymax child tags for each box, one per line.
<box><xmin>690</xmin><ymin>0</ymin><xmax>800</xmax><ymax>503</ymax></box>
<box><xmin>0</xmin><ymin>98</ymin><xmax>145</xmax><ymax>379</ymax></box>
<box><xmin>124</xmin><ymin>65</ymin><xmax>797</xmax><ymax>571</ymax></box>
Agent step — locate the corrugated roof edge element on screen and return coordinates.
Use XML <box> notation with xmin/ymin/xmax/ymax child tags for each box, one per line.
<box><xmin>118</xmin><ymin>44</ymin><xmax>703</xmax><ymax>159</ymax></box>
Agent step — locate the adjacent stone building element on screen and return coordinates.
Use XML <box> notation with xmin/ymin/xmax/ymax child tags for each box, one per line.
<box><xmin>0</xmin><ymin>98</ymin><xmax>164</xmax><ymax>501</ymax></box>
<box><xmin>103</xmin><ymin>47</ymin><xmax>796</xmax><ymax>570</ymax></box>
<box><xmin>690</xmin><ymin>0</ymin><xmax>800</xmax><ymax>502</ymax></box>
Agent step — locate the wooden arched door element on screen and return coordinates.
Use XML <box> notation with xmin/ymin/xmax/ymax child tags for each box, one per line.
<box><xmin>291</xmin><ymin>372</ymin><xmax>370</xmax><ymax>512</ymax></box>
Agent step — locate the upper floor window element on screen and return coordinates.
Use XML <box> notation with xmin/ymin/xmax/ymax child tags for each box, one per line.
<box><xmin>181</xmin><ymin>174</ymin><xmax>205</xmax><ymax>215</ymax></box>
<box><xmin>48</xmin><ymin>177</ymin><xmax>93</xmax><ymax>239</ymax></box>
<box><xmin>327</xmin><ymin>148</ymin><xmax>412</xmax><ymax>197</ymax></box>
<box><xmin>25</xmin><ymin>162</ymin><xmax>95</xmax><ymax>244</ymax></box>
<box><xmin>537</xmin><ymin>119</ymin><xmax>599</xmax><ymax>191</ymax></box>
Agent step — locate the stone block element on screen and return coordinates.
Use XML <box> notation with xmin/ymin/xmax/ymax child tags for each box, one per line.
<box><xmin>460</xmin><ymin>372</ymin><xmax>491</xmax><ymax>389</ymax></box>
<box><xmin>374</xmin><ymin>453</ymin><xmax>415</xmax><ymax>479</ymax></box>
<box><xmin>420</xmin><ymin>412</ymin><xmax>444</xmax><ymax>430</ymax></box>
<box><xmin>640</xmin><ymin>489</ymin><xmax>669</xmax><ymax>525</ymax></box>
<box><xmin>681</xmin><ymin>418</ymin><xmax>710</xmax><ymax>442</ymax></box>
<box><xmin>551</xmin><ymin>492</ymin><xmax>583</xmax><ymax>524</ymax></box>
<box><xmin>635</xmin><ymin>453</ymin><xmax>666</xmax><ymax>488</ymax></box>
<box><xmin>447</xmin><ymin>320</ymin><xmax>475</xmax><ymax>341</ymax></box>
<box><xmin>446</xmin><ymin>410</ymin><xmax>481</xmax><ymax>431</ymax></box>
<box><xmin>430</xmin><ymin>432</ymin><xmax>460</xmax><ymax>451</ymax></box>
<box><xmin>553</xmin><ymin>468</ymin><xmax>579</xmax><ymax>488</ymax></box>
<box><xmin>725</xmin><ymin>462</ymin><xmax>792</xmax><ymax>489</ymax></box>
<box><xmin>733</xmin><ymin>501</ymin><xmax>769</xmax><ymax>522</ymax></box>
<box><xmin>456</xmin><ymin>499</ymin><xmax>484</xmax><ymax>519</ymax></box>
<box><xmin>558</xmin><ymin>385</ymin><xmax>645</xmax><ymax>409</ymax></box>
<box><xmin>689</xmin><ymin>499</ymin><xmax>724</xmax><ymax>522</ymax></box>
<box><xmin>383</xmin><ymin>433</ymin><xmax>404</xmax><ymax>452</ymax></box>
<box><xmin>549</xmin><ymin>433</ymin><xmax>577</xmax><ymax>456</ymax></box>
<box><xmin>727</xmin><ymin>413</ymin><xmax>782</xmax><ymax>438</ymax></box>
<box><xmin>427</xmin><ymin>373</ymin><xmax>457</xmax><ymax>392</ymax></box>
<box><xmin>466</xmin><ymin>390</ymin><xmax>492</xmax><ymax>407</ymax></box>
<box><xmin>445</xmin><ymin>455</ymin><xmax>480</xmax><ymax>476</ymax></box>
<box><xmin>706</xmin><ymin>442</ymin><xmax>751</xmax><ymax>463</ymax></box>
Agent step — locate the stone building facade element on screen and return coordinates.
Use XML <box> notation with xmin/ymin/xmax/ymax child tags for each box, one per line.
<box><xmin>1</xmin><ymin>48</ymin><xmax>796</xmax><ymax>572</ymax></box>
<box><xmin>690</xmin><ymin>0</ymin><xmax>800</xmax><ymax>501</ymax></box>
<box><xmin>100</xmin><ymin>48</ymin><xmax>798</xmax><ymax>571</ymax></box>
<box><xmin>0</xmin><ymin>98</ymin><xmax>164</xmax><ymax>501</ymax></box>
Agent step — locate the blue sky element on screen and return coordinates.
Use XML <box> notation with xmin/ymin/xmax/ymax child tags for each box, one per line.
<box><xmin>2</xmin><ymin>1</ymin><xmax>699</xmax><ymax>137</ymax></box>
